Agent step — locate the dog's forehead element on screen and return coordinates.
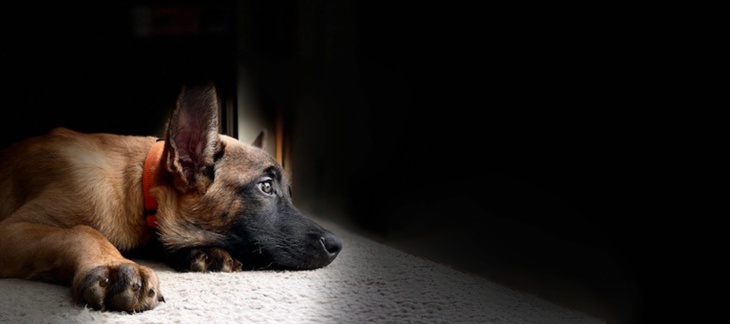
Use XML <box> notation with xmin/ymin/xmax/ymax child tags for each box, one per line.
<box><xmin>218</xmin><ymin>135</ymin><xmax>286</xmax><ymax>183</ymax></box>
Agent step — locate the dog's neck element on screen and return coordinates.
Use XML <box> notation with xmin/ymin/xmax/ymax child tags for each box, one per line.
<box><xmin>142</xmin><ymin>140</ymin><xmax>165</xmax><ymax>228</ymax></box>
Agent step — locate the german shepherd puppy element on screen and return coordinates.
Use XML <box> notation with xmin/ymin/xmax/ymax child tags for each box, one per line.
<box><xmin>0</xmin><ymin>84</ymin><xmax>342</xmax><ymax>312</ymax></box>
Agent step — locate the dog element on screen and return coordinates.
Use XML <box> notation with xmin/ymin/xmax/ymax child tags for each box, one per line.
<box><xmin>0</xmin><ymin>84</ymin><xmax>342</xmax><ymax>312</ymax></box>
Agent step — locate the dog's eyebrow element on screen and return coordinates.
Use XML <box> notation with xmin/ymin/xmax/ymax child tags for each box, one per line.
<box><xmin>264</xmin><ymin>166</ymin><xmax>281</xmax><ymax>180</ymax></box>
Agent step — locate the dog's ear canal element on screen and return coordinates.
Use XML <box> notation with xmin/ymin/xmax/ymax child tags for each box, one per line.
<box><xmin>164</xmin><ymin>84</ymin><xmax>220</xmax><ymax>190</ymax></box>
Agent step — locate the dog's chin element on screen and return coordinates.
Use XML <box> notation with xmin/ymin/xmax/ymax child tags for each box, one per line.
<box><xmin>228</xmin><ymin>228</ymin><xmax>342</xmax><ymax>271</ymax></box>
<box><xmin>231</xmin><ymin>241</ymin><xmax>339</xmax><ymax>271</ymax></box>
<box><xmin>241</xmin><ymin>252</ymin><xmax>338</xmax><ymax>271</ymax></box>
<box><xmin>226</xmin><ymin>221</ymin><xmax>343</xmax><ymax>271</ymax></box>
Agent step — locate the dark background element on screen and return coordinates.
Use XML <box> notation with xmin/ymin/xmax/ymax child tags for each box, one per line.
<box><xmin>0</xmin><ymin>2</ymin><xmax>672</xmax><ymax>323</ymax></box>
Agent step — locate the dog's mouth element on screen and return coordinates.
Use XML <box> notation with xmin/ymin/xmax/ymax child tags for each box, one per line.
<box><xmin>237</xmin><ymin>232</ymin><xmax>342</xmax><ymax>271</ymax></box>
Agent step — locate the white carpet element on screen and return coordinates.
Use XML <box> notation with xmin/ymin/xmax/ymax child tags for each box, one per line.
<box><xmin>0</xmin><ymin>219</ymin><xmax>602</xmax><ymax>324</ymax></box>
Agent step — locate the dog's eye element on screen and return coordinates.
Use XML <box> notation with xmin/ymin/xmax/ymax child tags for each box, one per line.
<box><xmin>259</xmin><ymin>180</ymin><xmax>274</xmax><ymax>195</ymax></box>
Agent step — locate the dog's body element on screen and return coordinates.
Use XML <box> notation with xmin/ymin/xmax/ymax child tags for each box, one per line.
<box><xmin>0</xmin><ymin>85</ymin><xmax>341</xmax><ymax>312</ymax></box>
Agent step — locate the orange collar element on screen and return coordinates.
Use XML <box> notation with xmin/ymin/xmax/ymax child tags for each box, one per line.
<box><xmin>142</xmin><ymin>140</ymin><xmax>165</xmax><ymax>228</ymax></box>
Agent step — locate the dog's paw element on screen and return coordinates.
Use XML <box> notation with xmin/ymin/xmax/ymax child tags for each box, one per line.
<box><xmin>168</xmin><ymin>247</ymin><xmax>243</xmax><ymax>272</ymax></box>
<box><xmin>72</xmin><ymin>263</ymin><xmax>164</xmax><ymax>312</ymax></box>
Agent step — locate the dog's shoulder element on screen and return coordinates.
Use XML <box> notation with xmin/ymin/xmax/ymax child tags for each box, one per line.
<box><xmin>46</xmin><ymin>127</ymin><xmax>80</xmax><ymax>137</ymax></box>
<box><xmin>2</xmin><ymin>127</ymin><xmax>156</xmax><ymax>177</ymax></box>
<box><xmin>5</xmin><ymin>127</ymin><xmax>103</xmax><ymax>150</ymax></box>
<box><xmin>44</xmin><ymin>127</ymin><xmax>137</xmax><ymax>143</ymax></box>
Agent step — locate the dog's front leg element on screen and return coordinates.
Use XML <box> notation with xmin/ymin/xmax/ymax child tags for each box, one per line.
<box><xmin>0</xmin><ymin>222</ymin><xmax>163</xmax><ymax>312</ymax></box>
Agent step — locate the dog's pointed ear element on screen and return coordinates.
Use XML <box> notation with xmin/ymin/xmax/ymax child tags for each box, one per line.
<box><xmin>164</xmin><ymin>84</ymin><xmax>219</xmax><ymax>190</ymax></box>
<box><xmin>252</xmin><ymin>130</ymin><xmax>265</xmax><ymax>149</ymax></box>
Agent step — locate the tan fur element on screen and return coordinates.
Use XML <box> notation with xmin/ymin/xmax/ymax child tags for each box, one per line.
<box><xmin>154</xmin><ymin>135</ymin><xmax>280</xmax><ymax>250</ymax></box>
<box><xmin>0</xmin><ymin>85</ymin><xmax>293</xmax><ymax>313</ymax></box>
<box><xmin>0</xmin><ymin>128</ymin><xmax>155</xmax><ymax>248</ymax></box>
<box><xmin>0</xmin><ymin>126</ymin><xmax>278</xmax><ymax>312</ymax></box>
<box><xmin>0</xmin><ymin>128</ymin><xmax>163</xmax><ymax>312</ymax></box>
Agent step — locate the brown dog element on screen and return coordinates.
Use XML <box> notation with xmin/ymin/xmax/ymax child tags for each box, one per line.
<box><xmin>0</xmin><ymin>84</ymin><xmax>341</xmax><ymax>312</ymax></box>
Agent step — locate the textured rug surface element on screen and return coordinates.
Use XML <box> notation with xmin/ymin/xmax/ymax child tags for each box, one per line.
<box><xmin>0</xmin><ymin>220</ymin><xmax>602</xmax><ymax>324</ymax></box>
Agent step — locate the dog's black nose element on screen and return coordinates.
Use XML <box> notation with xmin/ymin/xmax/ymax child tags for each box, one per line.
<box><xmin>320</xmin><ymin>233</ymin><xmax>342</xmax><ymax>256</ymax></box>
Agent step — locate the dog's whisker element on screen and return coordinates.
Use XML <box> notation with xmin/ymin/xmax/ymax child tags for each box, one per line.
<box><xmin>257</xmin><ymin>262</ymin><xmax>274</xmax><ymax>270</ymax></box>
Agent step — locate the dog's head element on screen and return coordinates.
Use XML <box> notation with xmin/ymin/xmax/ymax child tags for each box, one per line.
<box><xmin>153</xmin><ymin>84</ymin><xmax>341</xmax><ymax>270</ymax></box>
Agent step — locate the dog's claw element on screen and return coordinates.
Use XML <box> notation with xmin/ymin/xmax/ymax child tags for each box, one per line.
<box><xmin>200</xmin><ymin>253</ymin><xmax>208</xmax><ymax>261</ymax></box>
